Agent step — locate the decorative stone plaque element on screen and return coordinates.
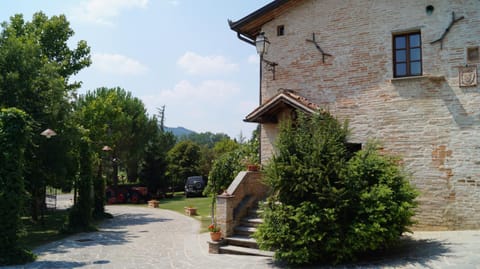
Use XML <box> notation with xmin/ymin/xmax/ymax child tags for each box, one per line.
<box><xmin>459</xmin><ymin>66</ymin><xmax>477</xmax><ymax>87</ymax></box>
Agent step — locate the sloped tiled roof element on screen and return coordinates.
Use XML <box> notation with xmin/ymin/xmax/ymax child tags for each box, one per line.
<box><xmin>244</xmin><ymin>89</ymin><xmax>320</xmax><ymax>123</ymax></box>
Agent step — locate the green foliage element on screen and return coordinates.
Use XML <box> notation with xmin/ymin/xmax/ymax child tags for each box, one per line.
<box><xmin>204</xmin><ymin>128</ymin><xmax>260</xmax><ymax>196</ymax></box>
<box><xmin>75</xmin><ymin>87</ymin><xmax>154</xmax><ymax>183</ymax></box>
<box><xmin>0</xmin><ymin>108</ymin><xmax>36</xmax><ymax>265</ymax></box>
<box><xmin>167</xmin><ymin>140</ymin><xmax>201</xmax><ymax>190</ymax></box>
<box><xmin>92</xmin><ymin>168</ymin><xmax>106</xmax><ymax>219</ymax></box>
<box><xmin>204</xmin><ymin>150</ymin><xmax>244</xmax><ymax>195</ymax></box>
<box><xmin>341</xmin><ymin>144</ymin><xmax>418</xmax><ymax>253</ymax></box>
<box><xmin>179</xmin><ymin>131</ymin><xmax>230</xmax><ymax>148</ymax></box>
<box><xmin>255</xmin><ymin>112</ymin><xmax>417</xmax><ymax>265</ymax></box>
<box><xmin>0</xmin><ymin>12</ymin><xmax>91</xmax><ymax>221</ymax></box>
<box><xmin>65</xmin><ymin>136</ymin><xmax>95</xmax><ymax>232</ymax></box>
<box><xmin>264</xmin><ymin>113</ymin><xmax>348</xmax><ymax>206</ymax></box>
<box><xmin>139</xmin><ymin>118</ymin><xmax>176</xmax><ymax>194</ymax></box>
<box><xmin>213</xmin><ymin>138</ymin><xmax>240</xmax><ymax>156</ymax></box>
<box><xmin>180</xmin><ymin>132</ymin><xmax>234</xmax><ymax>180</ymax></box>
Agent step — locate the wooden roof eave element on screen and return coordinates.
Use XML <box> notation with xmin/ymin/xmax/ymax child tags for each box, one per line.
<box><xmin>244</xmin><ymin>93</ymin><xmax>318</xmax><ymax>123</ymax></box>
<box><xmin>228</xmin><ymin>0</ymin><xmax>303</xmax><ymax>40</ymax></box>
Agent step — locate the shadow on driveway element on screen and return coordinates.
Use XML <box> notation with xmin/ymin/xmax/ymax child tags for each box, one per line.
<box><xmin>276</xmin><ymin>235</ymin><xmax>452</xmax><ymax>268</ymax></box>
<box><xmin>353</xmin><ymin>235</ymin><xmax>452</xmax><ymax>267</ymax></box>
<box><xmin>34</xmin><ymin>211</ymin><xmax>172</xmax><ymax>256</ymax></box>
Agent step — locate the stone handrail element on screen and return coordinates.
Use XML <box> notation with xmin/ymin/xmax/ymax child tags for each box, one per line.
<box><xmin>216</xmin><ymin>171</ymin><xmax>268</xmax><ymax>237</ymax></box>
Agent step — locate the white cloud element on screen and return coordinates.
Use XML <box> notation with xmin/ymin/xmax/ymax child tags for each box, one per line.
<box><xmin>141</xmin><ymin>80</ymin><xmax>242</xmax><ymax>134</ymax></box>
<box><xmin>72</xmin><ymin>0</ymin><xmax>148</xmax><ymax>25</ymax></box>
<box><xmin>177</xmin><ymin>51</ymin><xmax>238</xmax><ymax>75</ymax></box>
<box><xmin>92</xmin><ymin>53</ymin><xmax>148</xmax><ymax>75</ymax></box>
<box><xmin>157</xmin><ymin>80</ymin><xmax>239</xmax><ymax>100</ymax></box>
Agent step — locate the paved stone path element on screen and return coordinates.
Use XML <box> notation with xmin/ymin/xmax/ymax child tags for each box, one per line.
<box><xmin>3</xmin><ymin>205</ymin><xmax>480</xmax><ymax>268</ymax></box>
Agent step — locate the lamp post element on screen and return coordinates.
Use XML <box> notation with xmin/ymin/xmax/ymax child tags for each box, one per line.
<box><xmin>102</xmin><ymin>145</ymin><xmax>119</xmax><ymax>188</ymax></box>
<box><xmin>39</xmin><ymin>128</ymin><xmax>56</xmax><ymax>225</ymax></box>
<box><xmin>255</xmin><ymin>32</ymin><xmax>278</xmax><ymax>80</ymax></box>
<box><xmin>255</xmin><ymin>32</ymin><xmax>278</xmax><ymax>164</ymax></box>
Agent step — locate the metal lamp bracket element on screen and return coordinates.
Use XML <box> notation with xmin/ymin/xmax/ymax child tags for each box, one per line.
<box><xmin>431</xmin><ymin>12</ymin><xmax>464</xmax><ymax>49</ymax></box>
<box><xmin>306</xmin><ymin>33</ymin><xmax>332</xmax><ymax>63</ymax></box>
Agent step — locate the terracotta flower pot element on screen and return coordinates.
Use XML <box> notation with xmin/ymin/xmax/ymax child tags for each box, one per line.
<box><xmin>210</xmin><ymin>231</ymin><xmax>222</xmax><ymax>241</ymax></box>
<box><xmin>184</xmin><ymin>207</ymin><xmax>197</xmax><ymax>216</ymax></box>
<box><xmin>247</xmin><ymin>164</ymin><xmax>259</xmax><ymax>171</ymax></box>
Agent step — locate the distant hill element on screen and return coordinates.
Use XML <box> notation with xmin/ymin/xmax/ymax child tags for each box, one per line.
<box><xmin>164</xmin><ymin>126</ymin><xmax>196</xmax><ymax>137</ymax></box>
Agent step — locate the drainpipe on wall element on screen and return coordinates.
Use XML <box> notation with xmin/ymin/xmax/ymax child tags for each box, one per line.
<box><xmin>235</xmin><ymin>32</ymin><xmax>262</xmax><ymax>163</ymax></box>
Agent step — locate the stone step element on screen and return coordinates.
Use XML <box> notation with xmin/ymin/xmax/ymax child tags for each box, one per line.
<box><xmin>219</xmin><ymin>245</ymin><xmax>274</xmax><ymax>257</ymax></box>
<box><xmin>241</xmin><ymin>217</ymin><xmax>263</xmax><ymax>227</ymax></box>
<box><xmin>234</xmin><ymin>225</ymin><xmax>257</xmax><ymax>236</ymax></box>
<box><xmin>226</xmin><ymin>235</ymin><xmax>258</xmax><ymax>249</ymax></box>
<box><xmin>248</xmin><ymin>208</ymin><xmax>263</xmax><ymax>216</ymax></box>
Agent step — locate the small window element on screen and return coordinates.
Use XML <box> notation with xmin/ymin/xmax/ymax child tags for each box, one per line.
<box><xmin>277</xmin><ymin>25</ymin><xmax>285</xmax><ymax>36</ymax></box>
<box><xmin>467</xmin><ymin>47</ymin><xmax>479</xmax><ymax>64</ymax></box>
<box><xmin>393</xmin><ymin>32</ymin><xmax>422</xmax><ymax>77</ymax></box>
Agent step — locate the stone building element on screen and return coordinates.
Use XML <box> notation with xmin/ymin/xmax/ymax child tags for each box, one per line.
<box><xmin>229</xmin><ymin>0</ymin><xmax>480</xmax><ymax>230</ymax></box>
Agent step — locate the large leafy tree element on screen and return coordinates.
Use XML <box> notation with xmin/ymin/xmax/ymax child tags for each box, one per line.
<box><xmin>166</xmin><ymin>140</ymin><xmax>201</xmax><ymax>191</ymax></box>
<box><xmin>75</xmin><ymin>87</ymin><xmax>153</xmax><ymax>185</ymax></box>
<box><xmin>139</xmin><ymin>116</ymin><xmax>176</xmax><ymax>195</ymax></box>
<box><xmin>0</xmin><ymin>12</ymin><xmax>91</xmax><ymax>220</ymax></box>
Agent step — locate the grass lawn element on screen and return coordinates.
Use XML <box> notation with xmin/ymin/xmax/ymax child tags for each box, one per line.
<box><xmin>157</xmin><ymin>193</ymin><xmax>213</xmax><ymax>232</ymax></box>
<box><xmin>18</xmin><ymin>210</ymin><xmax>70</xmax><ymax>249</ymax></box>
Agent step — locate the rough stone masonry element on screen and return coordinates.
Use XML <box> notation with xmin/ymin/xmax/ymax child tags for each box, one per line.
<box><xmin>248</xmin><ymin>0</ymin><xmax>480</xmax><ymax>229</ymax></box>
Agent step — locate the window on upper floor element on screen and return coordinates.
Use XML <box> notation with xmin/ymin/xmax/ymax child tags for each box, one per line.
<box><xmin>393</xmin><ymin>32</ymin><xmax>422</xmax><ymax>78</ymax></box>
<box><xmin>277</xmin><ymin>25</ymin><xmax>285</xmax><ymax>36</ymax></box>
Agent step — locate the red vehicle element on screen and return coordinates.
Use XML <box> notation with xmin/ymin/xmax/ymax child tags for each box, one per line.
<box><xmin>106</xmin><ymin>185</ymin><xmax>149</xmax><ymax>204</ymax></box>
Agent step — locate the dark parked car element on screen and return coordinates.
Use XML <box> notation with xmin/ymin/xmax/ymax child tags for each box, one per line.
<box><xmin>184</xmin><ymin>176</ymin><xmax>205</xmax><ymax>197</ymax></box>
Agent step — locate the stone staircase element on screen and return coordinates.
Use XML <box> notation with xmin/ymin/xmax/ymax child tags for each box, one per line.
<box><xmin>219</xmin><ymin>206</ymin><xmax>274</xmax><ymax>257</ymax></box>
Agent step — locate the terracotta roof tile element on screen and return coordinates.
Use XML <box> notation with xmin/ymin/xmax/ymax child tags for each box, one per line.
<box><xmin>244</xmin><ymin>89</ymin><xmax>320</xmax><ymax>123</ymax></box>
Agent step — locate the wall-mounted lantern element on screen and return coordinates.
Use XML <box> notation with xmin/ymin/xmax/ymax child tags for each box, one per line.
<box><xmin>255</xmin><ymin>32</ymin><xmax>278</xmax><ymax>80</ymax></box>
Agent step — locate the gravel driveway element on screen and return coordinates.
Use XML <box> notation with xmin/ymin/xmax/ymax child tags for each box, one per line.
<box><xmin>3</xmin><ymin>205</ymin><xmax>480</xmax><ymax>268</ymax></box>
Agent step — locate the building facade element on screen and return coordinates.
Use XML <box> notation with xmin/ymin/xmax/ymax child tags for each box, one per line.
<box><xmin>230</xmin><ymin>0</ymin><xmax>480</xmax><ymax>229</ymax></box>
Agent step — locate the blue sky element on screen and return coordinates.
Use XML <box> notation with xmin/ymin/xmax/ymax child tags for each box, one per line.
<box><xmin>0</xmin><ymin>0</ymin><xmax>271</xmax><ymax>138</ymax></box>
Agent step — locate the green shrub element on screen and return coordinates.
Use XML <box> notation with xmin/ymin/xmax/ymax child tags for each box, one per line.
<box><xmin>255</xmin><ymin>112</ymin><xmax>417</xmax><ymax>265</ymax></box>
<box><xmin>0</xmin><ymin>108</ymin><xmax>36</xmax><ymax>265</ymax></box>
<box><xmin>204</xmin><ymin>130</ymin><xmax>259</xmax><ymax>196</ymax></box>
<box><xmin>65</xmin><ymin>136</ymin><xmax>95</xmax><ymax>232</ymax></box>
<box><xmin>203</xmin><ymin>150</ymin><xmax>244</xmax><ymax>195</ymax></box>
<box><xmin>92</xmin><ymin>170</ymin><xmax>106</xmax><ymax>219</ymax></box>
<box><xmin>341</xmin><ymin>144</ymin><xmax>418</xmax><ymax>254</ymax></box>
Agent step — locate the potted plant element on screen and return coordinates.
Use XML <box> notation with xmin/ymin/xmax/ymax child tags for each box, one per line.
<box><xmin>242</xmin><ymin>155</ymin><xmax>260</xmax><ymax>172</ymax></box>
<box><xmin>148</xmin><ymin>199</ymin><xmax>159</xmax><ymax>208</ymax></box>
<box><xmin>184</xmin><ymin>205</ymin><xmax>197</xmax><ymax>216</ymax></box>
<box><xmin>208</xmin><ymin>223</ymin><xmax>222</xmax><ymax>241</ymax></box>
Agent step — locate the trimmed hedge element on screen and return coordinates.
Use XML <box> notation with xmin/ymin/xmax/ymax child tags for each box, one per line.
<box><xmin>65</xmin><ymin>136</ymin><xmax>95</xmax><ymax>232</ymax></box>
<box><xmin>0</xmin><ymin>108</ymin><xmax>36</xmax><ymax>265</ymax></box>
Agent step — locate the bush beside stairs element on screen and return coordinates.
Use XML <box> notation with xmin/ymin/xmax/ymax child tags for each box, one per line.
<box><xmin>218</xmin><ymin>206</ymin><xmax>274</xmax><ymax>257</ymax></box>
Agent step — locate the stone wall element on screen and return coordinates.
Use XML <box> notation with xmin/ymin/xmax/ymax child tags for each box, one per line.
<box><xmin>257</xmin><ymin>0</ymin><xmax>480</xmax><ymax>229</ymax></box>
